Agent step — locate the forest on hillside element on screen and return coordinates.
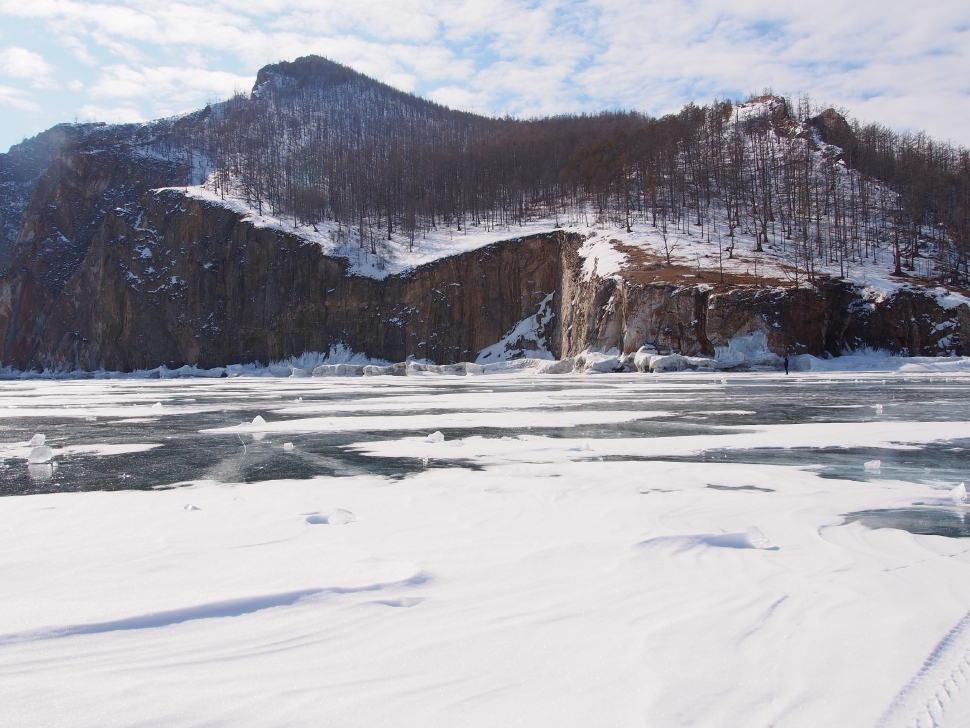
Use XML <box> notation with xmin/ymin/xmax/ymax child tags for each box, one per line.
<box><xmin>160</xmin><ymin>57</ymin><xmax>970</xmax><ymax>285</ymax></box>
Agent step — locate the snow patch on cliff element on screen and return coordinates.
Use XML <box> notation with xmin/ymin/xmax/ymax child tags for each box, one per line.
<box><xmin>476</xmin><ymin>293</ymin><xmax>555</xmax><ymax>364</ymax></box>
<box><xmin>577</xmin><ymin>235</ymin><xmax>627</xmax><ymax>281</ymax></box>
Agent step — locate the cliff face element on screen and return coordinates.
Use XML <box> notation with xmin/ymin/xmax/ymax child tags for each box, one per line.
<box><xmin>0</xmin><ymin>153</ymin><xmax>966</xmax><ymax>371</ymax></box>
<box><xmin>32</xmin><ymin>190</ymin><xmax>565</xmax><ymax>371</ymax></box>
<box><xmin>0</xmin><ymin>146</ymin><xmax>186</xmax><ymax>367</ymax></box>
<box><xmin>555</xmin><ymin>249</ymin><xmax>967</xmax><ymax>359</ymax></box>
<box><xmin>0</xmin><ymin>124</ymin><xmax>96</xmax><ymax>270</ymax></box>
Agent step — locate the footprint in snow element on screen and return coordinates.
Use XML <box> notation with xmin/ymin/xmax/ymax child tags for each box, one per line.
<box><xmin>371</xmin><ymin>597</ymin><xmax>423</xmax><ymax>608</ymax></box>
<box><xmin>306</xmin><ymin>509</ymin><xmax>356</xmax><ymax>525</ymax></box>
<box><xmin>640</xmin><ymin>526</ymin><xmax>777</xmax><ymax>551</ymax></box>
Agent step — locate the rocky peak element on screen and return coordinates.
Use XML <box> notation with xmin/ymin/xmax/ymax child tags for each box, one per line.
<box><xmin>733</xmin><ymin>94</ymin><xmax>798</xmax><ymax>137</ymax></box>
<box><xmin>253</xmin><ymin>55</ymin><xmax>373</xmax><ymax>94</ymax></box>
<box><xmin>809</xmin><ymin>108</ymin><xmax>857</xmax><ymax>158</ymax></box>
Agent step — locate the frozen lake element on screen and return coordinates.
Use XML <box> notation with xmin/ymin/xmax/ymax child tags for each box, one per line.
<box><xmin>1</xmin><ymin>371</ymin><xmax>969</xmax><ymax>727</ymax></box>
<box><xmin>3</xmin><ymin>373</ymin><xmax>968</xmax><ymax>495</ymax></box>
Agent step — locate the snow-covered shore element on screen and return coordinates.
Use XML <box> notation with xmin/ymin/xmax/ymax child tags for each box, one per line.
<box><xmin>3</xmin><ymin>341</ymin><xmax>970</xmax><ymax>380</ymax></box>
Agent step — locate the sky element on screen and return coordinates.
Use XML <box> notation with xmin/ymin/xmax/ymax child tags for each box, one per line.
<box><xmin>1</xmin><ymin>0</ymin><xmax>969</xmax><ymax>153</ymax></box>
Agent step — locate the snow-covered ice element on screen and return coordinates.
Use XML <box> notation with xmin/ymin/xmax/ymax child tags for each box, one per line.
<box><xmin>1</xmin><ymin>371</ymin><xmax>970</xmax><ymax>727</ymax></box>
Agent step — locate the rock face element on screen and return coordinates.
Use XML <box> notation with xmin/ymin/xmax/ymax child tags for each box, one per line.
<box><xmin>0</xmin><ymin>124</ymin><xmax>95</xmax><ymax>270</ymax></box>
<box><xmin>810</xmin><ymin>108</ymin><xmax>857</xmax><ymax>163</ymax></box>
<box><xmin>31</xmin><ymin>190</ymin><xmax>567</xmax><ymax>371</ymax></box>
<box><xmin>0</xmin><ymin>144</ymin><xmax>185</xmax><ymax>368</ymax></box>
<box><xmin>556</xmin><ymin>270</ymin><xmax>968</xmax><ymax>359</ymax></box>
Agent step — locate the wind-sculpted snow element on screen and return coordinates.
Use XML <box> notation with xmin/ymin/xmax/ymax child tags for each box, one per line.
<box><xmin>2</xmin><ymin>372</ymin><xmax>970</xmax><ymax>727</ymax></box>
<box><xmin>351</xmin><ymin>420</ymin><xmax>970</xmax><ymax>465</ymax></box>
<box><xmin>204</xmin><ymin>409</ymin><xmax>670</xmax><ymax>436</ymax></box>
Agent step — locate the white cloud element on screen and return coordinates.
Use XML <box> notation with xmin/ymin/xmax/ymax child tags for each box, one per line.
<box><xmin>0</xmin><ymin>84</ymin><xmax>41</xmax><ymax>112</ymax></box>
<box><xmin>87</xmin><ymin>64</ymin><xmax>251</xmax><ymax>101</ymax></box>
<box><xmin>0</xmin><ymin>46</ymin><xmax>55</xmax><ymax>87</ymax></box>
<box><xmin>57</xmin><ymin>34</ymin><xmax>98</xmax><ymax>65</ymax></box>
<box><xmin>0</xmin><ymin>0</ymin><xmax>968</xmax><ymax>144</ymax></box>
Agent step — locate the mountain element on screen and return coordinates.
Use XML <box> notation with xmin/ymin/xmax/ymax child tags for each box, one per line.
<box><xmin>0</xmin><ymin>56</ymin><xmax>967</xmax><ymax>373</ymax></box>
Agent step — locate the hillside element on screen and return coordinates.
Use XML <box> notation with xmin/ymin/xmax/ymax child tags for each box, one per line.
<box><xmin>0</xmin><ymin>55</ymin><xmax>967</xmax><ymax>372</ymax></box>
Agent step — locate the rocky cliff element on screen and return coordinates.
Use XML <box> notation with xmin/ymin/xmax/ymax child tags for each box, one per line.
<box><xmin>27</xmin><ymin>190</ymin><xmax>565</xmax><ymax>371</ymax></box>
<box><xmin>0</xmin><ymin>143</ymin><xmax>187</xmax><ymax>368</ymax></box>
<box><xmin>556</xmin><ymin>265</ymin><xmax>968</xmax><ymax>360</ymax></box>
<box><xmin>0</xmin><ymin>124</ymin><xmax>96</xmax><ymax>270</ymax></box>
<box><xmin>0</xmin><ymin>179</ymin><xmax>964</xmax><ymax>373</ymax></box>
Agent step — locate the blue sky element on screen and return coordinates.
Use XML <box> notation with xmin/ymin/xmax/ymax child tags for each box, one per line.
<box><xmin>1</xmin><ymin>0</ymin><xmax>969</xmax><ymax>152</ymax></box>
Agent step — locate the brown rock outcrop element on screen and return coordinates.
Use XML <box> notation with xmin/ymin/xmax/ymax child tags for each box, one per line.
<box><xmin>32</xmin><ymin>190</ymin><xmax>568</xmax><ymax>371</ymax></box>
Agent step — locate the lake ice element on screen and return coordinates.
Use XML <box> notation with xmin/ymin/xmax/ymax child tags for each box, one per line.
<box><xmin>1</xmin><ymin>371</ymin><xmax>969</xmax><ymax>727</ymax></box>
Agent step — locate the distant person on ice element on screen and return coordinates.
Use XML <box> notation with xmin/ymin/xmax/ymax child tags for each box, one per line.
<box><xmin>784</xmin><ymin>355</ymin><xmax>789</xmax><ymax>375</ymax></box>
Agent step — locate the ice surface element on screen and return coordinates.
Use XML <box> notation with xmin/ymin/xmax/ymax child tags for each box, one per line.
<box><xmin>212</xmin><ymin>408</ymin><xmax>667</xmax><ymax>436</ymax></box>
<box><xmin>0</xmin><ymin>372</ymin><xmax>969</xmax><ymax>727</ymax></box>
<box><xmin>356</xmin><ymin>421</ymin><xmax>970</xmax><ymax>466</ymax></box>
<box><xmin>371</xmin><ymin>597</ymin><xmax>423</xmax><ymax>608</ymax></box>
